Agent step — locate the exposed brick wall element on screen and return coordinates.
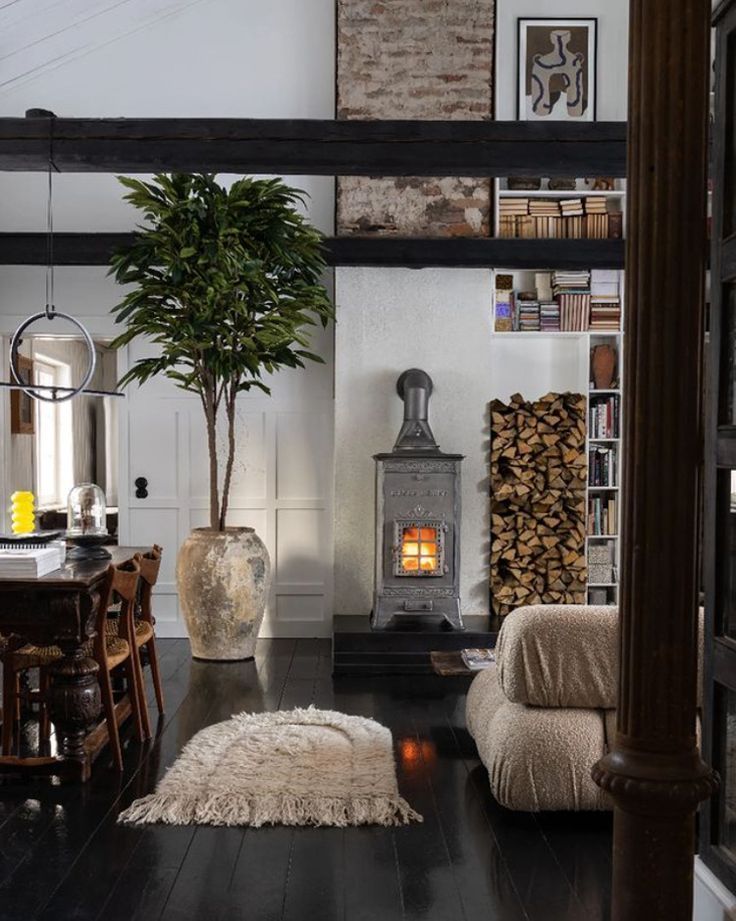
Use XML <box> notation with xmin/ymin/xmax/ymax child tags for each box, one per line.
<box><xmin>336</xmin><ymin>0</ymin><xmax>495</xmax><ymax>238</ymax></box>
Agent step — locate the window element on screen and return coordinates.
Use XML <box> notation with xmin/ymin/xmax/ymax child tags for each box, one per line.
<box><xmin>34</xmin><ymin>357</ymin><xmax>73</xmax><ymax>508</ymax></box>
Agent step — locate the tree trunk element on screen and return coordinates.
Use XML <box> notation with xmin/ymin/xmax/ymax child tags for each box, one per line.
<box><xmin>204</xmin><ymin>385</ymin><xmax>220</xmax><ymax>531</ymax></box>
<box><xmin>219</xmin><ymin>385</ymin><xmax>237</xmax><ymax>531</ymax></box>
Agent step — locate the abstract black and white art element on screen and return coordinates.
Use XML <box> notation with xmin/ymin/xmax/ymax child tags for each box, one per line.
<box><xmin>517</xmin><ymin>18</ymin><xmax>597</xmax><ymax>122</ymax></box>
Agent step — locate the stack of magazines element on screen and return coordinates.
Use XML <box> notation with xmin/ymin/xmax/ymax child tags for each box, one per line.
<box><xmin>0</xmin><ymin>545</ymin><xmax>65</xmax><ymax>578</ymax></box>
<box><xmin>461</xmin><ymin>648</ymin><xmax>495</xmax><ymax>670</ymax></box>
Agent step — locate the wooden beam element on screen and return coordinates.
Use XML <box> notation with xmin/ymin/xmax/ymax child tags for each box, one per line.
<box><xmin>0</xmin><ymin>117</ymin><xmax>627</xmax><ymax>176</ymax></box>
<box><xmin>591</xmin><ymin>0</ymin><xmax>717</xmax><ymax>918</ymax></box>
<box><xmin>0</xmin><ymin>232</ymin><xmax>625</xmax><ymax>270</ymax></box>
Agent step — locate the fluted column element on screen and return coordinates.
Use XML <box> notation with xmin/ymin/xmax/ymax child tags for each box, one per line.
<box><xmin>591</xmin><ymin>1</ymin><xmax>718</xmax><ymax>919</ymax></box>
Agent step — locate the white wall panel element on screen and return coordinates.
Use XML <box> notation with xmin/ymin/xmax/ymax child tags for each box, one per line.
<box><xmin>276</xmin><ymin>412</ymin><xmax>332</xmax><ymax>501</ymax></box>
<box><xmin>276</xmin><ymin>508</ymin><xmax>329</xmax><ymax>587</ymax></box>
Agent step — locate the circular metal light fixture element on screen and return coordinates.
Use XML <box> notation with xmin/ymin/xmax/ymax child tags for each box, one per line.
<box><xmin>0</xmin><ymin>111</ymin><xmax>123</xmax><ymax>402</ymax></box>
<box><xmin>9</xmin><ymin>311</ymin><xmax>96</xmax><ymax>403</ymax></box>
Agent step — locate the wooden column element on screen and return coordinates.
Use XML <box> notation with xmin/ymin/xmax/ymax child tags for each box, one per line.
<box><xmin>591</xmin><ymin>0</ymin><xmax>717</xmax><ymax>918</ymax></box>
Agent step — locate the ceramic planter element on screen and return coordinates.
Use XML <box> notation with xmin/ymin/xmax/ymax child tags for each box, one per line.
<box><xmin>177</xmin><ymin>527</ymin><xmax>271</xmax><ymax>660</ymax></box>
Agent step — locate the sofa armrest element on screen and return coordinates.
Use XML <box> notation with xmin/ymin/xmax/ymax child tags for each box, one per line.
<box><xmin>497</xmin><ymin>604</ymin><xmax>619</xmax><ymax>708</ymax></box>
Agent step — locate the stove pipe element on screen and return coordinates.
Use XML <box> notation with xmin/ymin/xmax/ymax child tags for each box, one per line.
<box><xmin>393</xmin><ymin>369</ymin><xmax>440</xmax><ymax>453</ymax></box>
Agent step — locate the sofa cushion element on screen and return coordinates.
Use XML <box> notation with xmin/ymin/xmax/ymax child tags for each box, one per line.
<box><xmin>466</xmin><ymin>666</ymin><xmax>610</xmax><ymax>811</ymax></box>
<box><xmin>497</xmin><ymin>605</ymin><xmax>618</xmax><ymax>708</ymax></box>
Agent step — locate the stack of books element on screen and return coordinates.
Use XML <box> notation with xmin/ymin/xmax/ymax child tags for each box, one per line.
<box><xmin>589</xmin><ymin>298</ymin><xmax>622</xmax><ymax>329</ymax></box>
<box><xmin>589</xmin><ymin>269</ymin><xmax>622</xmax><ymax>330</ymax></box>
<box><xmin>498</xmin><ymin>198</ymin><xmax>530</xmax><ymax>238</ymax></box>
<box><xmin>552</xmin><ymin>270</ymin><xmax>591</xmax><ymax>296</ymax></box>
<box><xmin>585</xmin><ymin>196</ymin><xmax>608</xmax><ymax>214</ymax></box>
<box><xmin>496</xmin><ymin>195</ymin><xmax>623</xmax><ymax>239</ymax></box>
<box><xmin>494</xmin><ymin>273</ymin><xmax>514</xmax><ymax>332</ymax></box>
<box><xmin>561</xmin><ymin>197</ymin><xmax>585</xmax><ymax>217</ymax></box>
<box><xmin>540</xmin><ymin>301</ymin><xmax>561</xmax><ymax>331</ymax></box>
<box><xmin>516</xmin><ymin>292</ymin><xmax>540</xmax><ymax>331</ymax></box>
<box><xmin>0</xmin><ymin>546</ymin><xmax>63</xmax><ymax>578</ymax></box>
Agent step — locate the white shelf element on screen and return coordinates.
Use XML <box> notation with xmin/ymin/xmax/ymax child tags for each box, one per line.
<box><xmin>492</xmin><ymin>331</ymin><xmax>621</xmax><ymax>339</ymax></box>
<box><xmin>498</xmin><ymin>189</ymin><xmax>625</xmax><ymax>198</ymax></box>
<box><xmin>589</xmin><ymin>437</ymin><xmax>619</xmax><ymax>443</ymax></box>
<box><xmin>589</xmin><ymin>389</ymin><xmax>621</xmax><ymax>395</ymax></box>
<box><xmin>588</xmin><ymin>583</ymin><xmax>618</xmax><ymax>588</ymax></box>
<box><xmin>587</xmin><ymin>534</ymin><xmax>619</xmax><ymax>540</ymax></box>
<box><xmin>588</xmin><ymin>485</ymin><xmax>619</xmax><ymax>491</ymax></box>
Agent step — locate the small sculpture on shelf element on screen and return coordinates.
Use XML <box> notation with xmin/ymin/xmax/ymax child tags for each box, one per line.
<box><xmin>591</xmin><ymin>345</ymin><xmax>618</xmax><ymax>390</ymax></box>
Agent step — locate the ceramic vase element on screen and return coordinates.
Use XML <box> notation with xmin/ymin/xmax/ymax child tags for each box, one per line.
<box><xmin>177</xmin><ymin>527</ymin><xmax>271</xmax><ymax>660</ymax></box>
<box><xmin>591</xmin><ymin>345</ymin><xmax>617</xmax><ymax>390</ymax></box>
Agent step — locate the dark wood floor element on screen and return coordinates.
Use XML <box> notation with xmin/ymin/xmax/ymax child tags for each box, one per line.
<box><xmin>0</xmin><ymin>639</ymin><xmax>613</xmax><ymax>921</ymax></box>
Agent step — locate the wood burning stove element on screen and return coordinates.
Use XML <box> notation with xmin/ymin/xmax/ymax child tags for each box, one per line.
<box><xmin>372</xmin><ymin>369</ymin><xmax>464</xmax><ymax>630</ymax></box>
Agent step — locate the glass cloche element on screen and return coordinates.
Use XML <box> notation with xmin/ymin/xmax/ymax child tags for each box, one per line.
<box><xmin>66</xmin><ymin>483</ymin><xmax>111</xmax><ymax>560</ymax></box>
<box><xmin>67</xmin><ymin>483</ymin><xmax>108</xmax><ymax>536</ymax></box>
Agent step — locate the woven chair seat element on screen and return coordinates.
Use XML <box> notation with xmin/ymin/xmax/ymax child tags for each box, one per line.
<box><xmin>106</xmin><ymin>618</ymin><xmax>154</xmax><ymax>645</ymax></box>
<box><xmin>9</xmin><ymin>635</ymin><xmax>130</xmax><ymax>670</ymax></box>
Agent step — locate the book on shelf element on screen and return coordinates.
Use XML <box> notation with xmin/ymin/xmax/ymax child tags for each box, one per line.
<box><xmin>461</xmin><ymin>648</ymin><xmax>496</xmax><ymax>670</ymax></box>
<box><xmin>559</xmin><ymin>293</ymin><xmax>591</xmax><ymax>331</ymax></box>
<box><xmin>589</xmin><ymin>446</ymin><xmax>617</xmax><ymax>487</ymax></box>
<box><xmin>535</xmin><ymin>271</ymin><xmax>553</xmax><ymax>301</ymax></box>
<box><xmin>587</xmin><ymin>495</ymin><xmax>618</xmax><ymax>536</ymax></box>
<box><xmin>496</xmin><ymin>195</ymin><xmax>623</xmax><ymax>240</ymax></box>
<box><xmin>494</xmin><ymin>268</ymin><xmax>623</xmax><ymax>334</ymax></box>
<box><xmin>589</xmin><ymin>395</ymin><xmax>620</xmax><ymax>439</ymax></box>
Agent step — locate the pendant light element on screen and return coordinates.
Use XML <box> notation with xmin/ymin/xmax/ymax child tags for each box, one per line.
<box><xmin>0</xmin><ymin>110</ymin><xmax>123</xmax><ymax>402</ymax></box>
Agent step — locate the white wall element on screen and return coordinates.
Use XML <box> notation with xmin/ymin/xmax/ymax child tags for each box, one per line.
<box><xmin>333</xmin><ymin>269</ymin><xmax>589</xmax><ymax>618</ymax></box>
<box><xmin>0</xmin><ymin>0</ymin><xmax>336</xmax><ymax>637</ymax></box>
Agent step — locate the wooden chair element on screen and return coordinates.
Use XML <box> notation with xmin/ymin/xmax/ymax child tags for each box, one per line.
<box><xmin>106</xmin><ymin>546</ymin><xmax>164</xmax><ymax>736</ymax></box>
<box><xmin>1</xmin><ymin>560</ymin><xmax>147</xmax><ymax>771</ymax></box>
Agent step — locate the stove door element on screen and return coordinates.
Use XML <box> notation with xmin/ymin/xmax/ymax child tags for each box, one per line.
<box><xmin>393</xmin><ymin>520</ymin><xmax>446</xmax><ymax>576</ymax></box>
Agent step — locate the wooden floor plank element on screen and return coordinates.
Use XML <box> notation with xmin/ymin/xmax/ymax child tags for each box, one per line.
<box><xmin>0</xmin><ymin>638</ymin><xmax>613</xmax><ymax>921</ymax></box>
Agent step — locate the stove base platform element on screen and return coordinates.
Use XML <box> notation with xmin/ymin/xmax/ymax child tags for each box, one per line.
<box><xmin>332</xmin><ymin>613</ymin><xmax>501</xmax><ymax>676</ymax></box>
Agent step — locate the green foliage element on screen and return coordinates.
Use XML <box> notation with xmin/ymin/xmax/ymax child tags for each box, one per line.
<box><xmin>109</xmin><ymin>173</ymin><xmax>333</xmax><ymax>529</ymax></box>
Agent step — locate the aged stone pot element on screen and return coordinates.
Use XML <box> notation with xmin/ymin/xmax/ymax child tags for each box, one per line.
<box><xmin>177</xmin><ymin>527</ymin><xmax>271</xmax><ymax>661</ymax></box>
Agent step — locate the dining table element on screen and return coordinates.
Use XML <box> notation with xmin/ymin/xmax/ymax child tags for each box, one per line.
<box><xmin>0</xmin><ymin>545</ymin><xmax>147</xmax><ymax>782</ymax></box>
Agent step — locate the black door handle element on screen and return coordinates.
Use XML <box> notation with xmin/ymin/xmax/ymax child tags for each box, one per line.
<box><xmin>134</xmin><ymin>477</ymin><xmax>148</xmax><ymax>499</ymax></box>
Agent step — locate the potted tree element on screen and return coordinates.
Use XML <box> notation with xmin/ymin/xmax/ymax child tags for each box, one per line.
<box><xmin>110</xmin><ymin>173</ymin><xmax>332</xmax><ymax>660</ymax></box>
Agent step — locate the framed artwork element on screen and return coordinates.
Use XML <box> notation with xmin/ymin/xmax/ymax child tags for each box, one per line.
<box><xmin>10</xmin><ymin>355</ymin><xmax>35</xmax><ymax>435</ymax></box>
<box><xmin>517</xmin><ymin>18</ymin><xmax>597</xmax><ymax>122</ymax></box>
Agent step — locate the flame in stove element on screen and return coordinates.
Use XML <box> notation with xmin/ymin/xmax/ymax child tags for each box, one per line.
<box><xmin>401</xmin><ymin>525</ymin><xmax>439</xmax><ymax>574</ymax></box>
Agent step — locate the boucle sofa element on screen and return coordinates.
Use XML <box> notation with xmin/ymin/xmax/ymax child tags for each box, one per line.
<box><xmin>466</xmin><ymin>604</ymin><xmax>702</xmax><ymax>812</ymax></box>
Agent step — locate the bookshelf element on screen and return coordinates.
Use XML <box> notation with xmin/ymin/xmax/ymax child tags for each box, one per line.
<box><xmin>490</xmin><ymin>264</ymin><xmax>625</xmax><ymax>607</ymax></box>
<box><xmin>494</xmin><ymin>178</ymin><xmax>626</xmax><ymax>242</ymax></box>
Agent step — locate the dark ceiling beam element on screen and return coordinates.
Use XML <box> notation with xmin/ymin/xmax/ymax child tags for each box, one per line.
<box><xmin>0</xmin><ymin>117</ymin><xmax>627</xmax><ymax>176</ymax></box>
<box><xmin>0</xmin><ymin>232</ymin><xmax>625</xmax><ymax>270</ymax></box>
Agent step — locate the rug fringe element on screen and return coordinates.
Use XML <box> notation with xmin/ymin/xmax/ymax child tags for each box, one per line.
<box><xmin>118</xmin><ymin>792</ymin><xmax>422</xmax><ymax>827</ymax></box>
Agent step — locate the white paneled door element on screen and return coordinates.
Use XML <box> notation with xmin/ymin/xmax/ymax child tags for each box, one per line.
<box><xmin>118</xmin><ymin>334</ymin><xmax>334</xmax><ymax>638</ymax></box>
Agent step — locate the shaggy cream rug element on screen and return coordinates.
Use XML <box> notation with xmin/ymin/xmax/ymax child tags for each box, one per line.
<box><xmin>118</xmin><ymin>706</ymin><xmax>422</xmax><ymax>827</ymax></box>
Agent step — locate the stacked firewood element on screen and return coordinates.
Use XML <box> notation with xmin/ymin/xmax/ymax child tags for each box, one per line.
<box><xmin>490</xmin><ymin>391</ymin><xmax>588</xmax><ymax>616</ymax></box>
